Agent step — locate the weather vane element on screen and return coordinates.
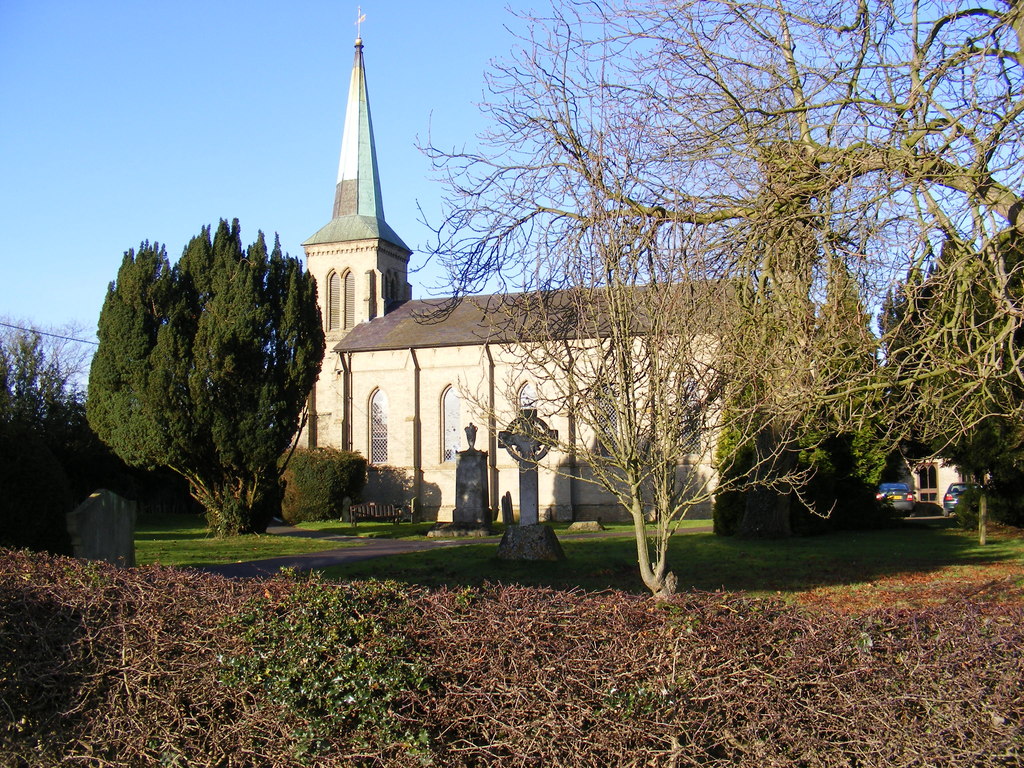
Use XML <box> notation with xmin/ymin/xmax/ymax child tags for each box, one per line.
<box><xmin>355</xmin><ymin>7</ymin><xmax>366</xmax><ymax>39</ymax></box>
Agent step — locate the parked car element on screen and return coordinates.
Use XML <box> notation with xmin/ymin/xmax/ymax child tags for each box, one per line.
<box><xmin>942</xmin><ymin>483</ymin><xmax>979</xmax><ymax>516</ymax></box>
<box><xmin>876</xmin><ymin>482</ymin><xmax>916</xmax><ymax>513</ymax></box>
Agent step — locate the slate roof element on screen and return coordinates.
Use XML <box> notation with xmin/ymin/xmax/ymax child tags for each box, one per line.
<box><xmin>303</xmin><ymin>214</ymin><xmax>410</xmax><ymax>252</ymax></box>
<box><xmin>332</xmin><ymin>285</ymin><xmax>723</xmax><ymax>354</ymax></box>
<box><xmin>334</xmin><ymin>294</ymin><xmax>529</xmax><ymax>353</ymax></box>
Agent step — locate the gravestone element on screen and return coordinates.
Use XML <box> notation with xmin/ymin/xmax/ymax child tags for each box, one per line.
<box><xmin>66</xmin><ymin>489</ymin><xmax>137</xmax><ymax>567</ymax></box>
<box><xmin>496</xmin><ymin>409</ymin><xmax>565</xmax><ymax>561</ymax></box>
<box><xmin>497</xmin><ymin>409</ymin><xmax>557</xmax><ymax>526</ymax></box>
<box><xmin>500</xmin><ymin>491</ymin><xmax>514</xmax><ymax>525</ymax></box>
<box><xmin>428</xmin><ymin>424</ymin><xmax>492</xmax><ymax>537</ymax></box>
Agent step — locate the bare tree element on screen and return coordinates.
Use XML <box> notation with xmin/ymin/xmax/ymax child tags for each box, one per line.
<box><xmin>428</xmin><ymin>0</ymin><xmax>1024</xmax><ymax>580</ymax></box>
<box><xmin>482</xmin><ymin>227</ymin><xmax>741</xmax><ymax>596</ymax></box>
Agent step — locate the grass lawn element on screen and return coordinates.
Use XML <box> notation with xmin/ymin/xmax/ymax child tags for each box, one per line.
<box><xmin>293</xmin><ymin>518</ymin><xmax>710</xmax><ymax>539</ymax></box>
<box><xmin>134</xmin><ymin>512</ymin><xmax>353</xmax><ymax>567</ymax></box>
<box><xmin>134</xmin><ymin>511</ymin><xmax>1024</xmax><ymax>611</ymax></box>
<box><xmin>317</xmin><ymin>519</ymin><xmax>1024</xmax><ymax>608</ymax></box>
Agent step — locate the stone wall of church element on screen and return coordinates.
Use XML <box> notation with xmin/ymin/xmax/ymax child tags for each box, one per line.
<box><xmin>306</xmin><ymin>341</ymin><xmax>716</xmax><ymax>522</ymax></box>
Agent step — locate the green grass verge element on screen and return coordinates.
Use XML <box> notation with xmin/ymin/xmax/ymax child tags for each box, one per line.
<box><xmin>135</xmin><ymin>512</ymin><xmax>1023</xmax><ymax>601</ymax></box>
<box><xmin>294</xmin><ymin>518</ymin><xmax>710</xmax><ymax>539</ymax></box>
<box><xmin>318</xmin><ymin>521</ymin><xmax>1024</xmax><ymax>596</ymax></box>
<box><xmin>135</xmin><ymin>512</ymin><xmax>351</xmax><ymax>567</ymax></box>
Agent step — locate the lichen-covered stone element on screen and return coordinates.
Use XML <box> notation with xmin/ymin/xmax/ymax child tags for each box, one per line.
<box><xmin>567</xmin><ymin>520</ymin><xmax>605</xmax><ymax>532</ymax></box>
<box><xmin>496</xmin><ymin>524</ymin><xmax>565</xmax><ymax>561</ymax></box>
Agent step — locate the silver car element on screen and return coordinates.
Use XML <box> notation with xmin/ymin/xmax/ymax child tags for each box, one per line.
<box><xmin>876</xmin><ymin>482</ymin><xmax>916</xmax><ymax>513</ymax></box>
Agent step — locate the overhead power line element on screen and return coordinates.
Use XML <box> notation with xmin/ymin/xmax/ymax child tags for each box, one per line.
<box><xmin>0</xmin><ymin>321</ymin><xmax>99</xmax><ymax>346</ymax></box>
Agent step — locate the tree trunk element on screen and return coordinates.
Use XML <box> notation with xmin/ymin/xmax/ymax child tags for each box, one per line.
<box><xmin>629</xmin><ymin>497</ymin><xmax>676</xmax><ymax>597</ymax></box>
<box><xmin>979</xmin><ymin>490</ymin><xmax>988</xmax><ymax>546</ymax></box>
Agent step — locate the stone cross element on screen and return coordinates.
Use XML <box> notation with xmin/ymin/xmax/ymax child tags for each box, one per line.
<box><xmin>498</xmin><ymin>408</ymin><xmax>557</xmax><ymax>526</ymax></box>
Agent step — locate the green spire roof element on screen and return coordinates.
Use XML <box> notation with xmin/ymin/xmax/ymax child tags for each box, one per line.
<box><xmin>304</xmin><ymin>38</ymin><xmax>410</xmax><ymax>253</ymax></box>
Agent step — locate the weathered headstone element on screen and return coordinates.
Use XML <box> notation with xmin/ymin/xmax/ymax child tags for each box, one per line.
<box><xmin>66</xmin><ymin>489</ymin><xmax>137</xmax><ymax>567</ymax></box>
<box><xmin>453</xmin><ymin>424</ymin><xmax>489</xmax><ymax>525</ymax></box>
<box><xmin>496</xmin><ymin>409</ymin><xmax>565</xmax><ymax>561</ymax></box>
<box><xmin>429</xmin><ymin>423</ymin><xmax>492</xmax><ymax>537</ymax></box>
<box><xmin>500</xmin><ymin>491</ymin><xmax>514</xmax><ymax>525</ymax></box>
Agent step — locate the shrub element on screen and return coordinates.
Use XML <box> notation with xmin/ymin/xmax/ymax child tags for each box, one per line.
<box><xmin>221</xmin><ymin>575</ymin><xmax>428</xmax><ymax>759</ymax></box>
<box><xmin>0</xmin><ymin>425</ymin><xmax>73</xmax><ymax>554</ymax></box>
<box><xmin>280</xmin><ymin>447</ymin><xmax>367</xmax><ymax>523</ymax></box>
<box><xmin>953</xmin><ymin>485</ymin><xmax>1023</xmax><ymax>530</ymax></box>
<box><xmin>2</xmin><ymin>551</ymin><xmax>1024</xmax><ymax>767</ymax></box>
<box><xmin>712</xmin><ymin>424</ymin><xmax>751</xmax><ymax>536</ymax></box>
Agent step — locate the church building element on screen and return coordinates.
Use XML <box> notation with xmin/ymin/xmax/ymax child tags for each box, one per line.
<box><xmin>299</xmin><ymin>35</ymin><xmax>972</xmax><ymax>522</ymax></box>
<box><xmin>298</xmin><ymin>36</ymin><xmax>686</xmax><ymax>522</ymax></box>
<box><xmin>301</xmin><ymin>34</ymin><xmax>983</xmax><ymax>526</ymax></box>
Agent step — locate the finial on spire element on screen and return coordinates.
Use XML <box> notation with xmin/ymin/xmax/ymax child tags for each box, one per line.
<box><xmin>355</xmin><ymin>7</ymin><xmax>366</xmax><ymax>44</ymax></box>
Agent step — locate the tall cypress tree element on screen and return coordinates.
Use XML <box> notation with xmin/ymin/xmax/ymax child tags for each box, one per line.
<box><xmin>88</xmin><ymin>220</ymin><xmax>325</xmax><ymax>535</ymax></box>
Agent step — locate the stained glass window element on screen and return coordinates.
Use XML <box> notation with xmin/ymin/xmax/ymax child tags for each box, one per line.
<box><xmin>518</xmin><ymin>382</ymin><xmax>536</xmax><ymax>410</ymax></box>
<box><xmin>370</xmin><ymin>389</ymin><xmax>388</xmax><ymax>464</ymax></box>
<box><xmin>442</xmin><ymin>387</ymin><xmax>461</xmax><ymax>462</ymax></box>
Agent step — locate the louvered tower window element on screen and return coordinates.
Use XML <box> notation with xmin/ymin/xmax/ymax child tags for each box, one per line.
<box><xmin>327</xmin><ymin>272</ymin><xmax>341</xmax><ymax>330</ymax></box>
<box><xmin>343</xmin><ymin>271</ymin><xmax>355</xmax><ymax>329</ymax></box>
<box><xmin>442</xmin><ymin>386</ymin><xmax>461</xmax><ymax>462</ymax></box>
<box><xmin>370</xmin><ymin>389</ymin><xmax>388</xmax><ymax>464</ymax></box>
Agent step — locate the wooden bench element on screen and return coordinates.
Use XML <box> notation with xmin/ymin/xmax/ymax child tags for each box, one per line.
<box><xmin>346</xmin><ymin>502</ymin><xmax>409</xmax><ymax>524</ymax></box>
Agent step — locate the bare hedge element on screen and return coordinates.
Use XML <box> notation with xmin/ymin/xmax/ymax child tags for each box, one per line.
<box><xmin>1</xmin><ymin>549</ymin><xmax>1021</xmax><ymax>767</ymax></box>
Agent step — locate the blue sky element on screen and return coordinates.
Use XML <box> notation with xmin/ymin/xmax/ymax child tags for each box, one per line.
<box><xmin>0</xmin><ymin>1</ymin><xmax>523</xmax><ymax>340</ymax></box>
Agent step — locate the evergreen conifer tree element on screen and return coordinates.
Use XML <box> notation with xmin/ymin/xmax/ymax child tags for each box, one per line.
<box><xmin>88</xmin><ymin>219</ymin><xmax>325</xmax><ymax>535</ymax></box>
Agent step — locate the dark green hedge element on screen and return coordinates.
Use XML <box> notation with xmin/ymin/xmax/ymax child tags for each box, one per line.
<box><xmin>281</xmin><ymin>448</ymin><xmax>367</xmax><ymax>524</ymax></box>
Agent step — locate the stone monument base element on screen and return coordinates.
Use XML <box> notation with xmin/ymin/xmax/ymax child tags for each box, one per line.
<box><xmin>427</xmin><ymin>522</ymin><xmax>492</xmax><ymax>538</ymax></box>
<box><xmin>567</xmin><ymin>520</ymin><xmax>605</xmax><ymax>532</ymax></box>
<box><xmin>496</xmin><ymin>524</ymin><xmax>566</xmax><ymax>561</ymax></box>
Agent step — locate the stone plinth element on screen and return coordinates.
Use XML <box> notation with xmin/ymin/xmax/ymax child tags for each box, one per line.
<box><xmin>567</xmin><ymin>520</ymin><xmax>605</xmax><ymax>532</ymax></box>
<box><xmin>496</xmin><ymin>524</ymin><xmax>565</xmax><ymax>561</ymax></box>
<box><xmin>427</xmin><ymin>522</ymin><xmax>492</xmax><ymax>538</ymax></box>
<box><xmin>66</xmin><ymin>489</ymin><xmax>137</xmax><ymax>567</ymax></box>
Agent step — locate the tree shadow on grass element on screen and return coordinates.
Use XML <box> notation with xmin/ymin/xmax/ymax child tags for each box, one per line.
<box><xmin>135</xmin><ymin>530</ymin><xmax>212</xmax><ymax>542</ymax></box>
<box><xmin>319</xmin><ymin>520</ymin><xmax>1022</xmax><ymax>596</ymax></box>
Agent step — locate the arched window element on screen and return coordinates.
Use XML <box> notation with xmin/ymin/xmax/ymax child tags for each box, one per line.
<box><xmin>442</xmin><ymin>386</ymin><xmax>461</xmax><ymax>462</ymax></box>
<box><xmin>369</xmin><ymin>389</ymin><xmax>388</xmax><ymax>464</ymax></box>
<box><xmin>518</xmin><ymin>382</ymin><xmax>537</xmax><ymax>411</ymax></box>
<box><xmin>595</xmin><ymin>386</ymin><xmax>618</xmax><ymax>455</ymax></box>
<box><xmin>679</xmin><ymin>378</ymin><xmax>702</xmax><ymax>453</ymax></box>
<box><xmin>342</xmin><ymin>270</ymin><xmax>355</xmax><ymax>329</ymax></box>
<box><xmin>917</xmin><ymin>463</ymin><xmax>938</xmax><ymax>503</ymax></box>
<box><xmin>327</xmin><ymin>271</ymin><xmax>341</xmax><ymax>331</ymax></box>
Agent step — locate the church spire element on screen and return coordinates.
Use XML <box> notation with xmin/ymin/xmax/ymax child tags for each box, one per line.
<box><xmin>333</xmin><ymin>38</ymin><xmax>383</xmax><ymax>220</ymax></box>
<box><xmin>304</xmin><ymin>35</ymin><xmax>410</xmax><ymax>253</ymax></box>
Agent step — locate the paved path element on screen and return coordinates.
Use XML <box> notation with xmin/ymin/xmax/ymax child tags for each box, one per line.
<box><xmin>200</xmin><ymin>522</ymin><xmax>713</xmax><ymax>579</ymax></box>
